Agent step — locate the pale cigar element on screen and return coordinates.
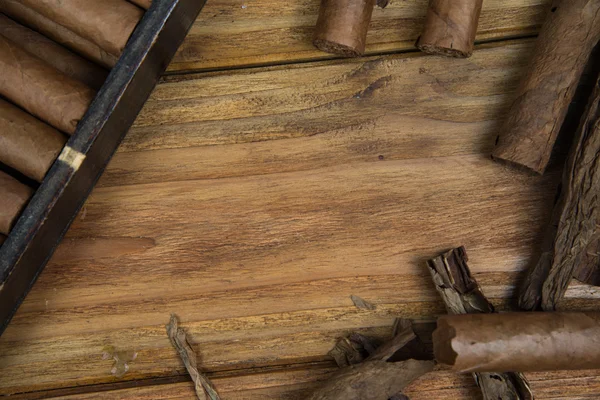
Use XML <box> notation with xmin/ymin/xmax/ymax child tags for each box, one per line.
<box><xmin>0</xmin><ymin>35</ymin><xmax>95</xmax><ymax>135</ymax></box>
<box><xmin>0</xmin><ymin>0</ymin><xmax>118</xmax><ymax>69</ymax></box>
<box><xmin>434</xmin><ymin>312</ymin><xmax>600</xmax><ymax>372</ymax></box>
<box><xmin>19</xmin><ymin>0</ymin><xmax>143</xmax><ymax>57</ymax></box>
<box><xmin>0</xmin><ymin>99</ymin><xmax>67</xmax><ymax>182</ymax></box>
<box><xmin>0</xmin><ymin>14</ymin><xmax>107</xmax><ymax>90</ymax></box>
<box><xmin>0</xmin><ymin>171</ymin><xmax>33</xmax><ymax>235</ymax></box>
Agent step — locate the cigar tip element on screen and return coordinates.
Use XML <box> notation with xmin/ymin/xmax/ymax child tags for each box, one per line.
<box><xmin>432</xmin><ymin>317</ymin><xmax>458</xmax><ymax>366</ymax></box>
<box><xmin>313</xmin><ymin>39</ymin><xmax>362</xmax><ymax>57</ymax></box>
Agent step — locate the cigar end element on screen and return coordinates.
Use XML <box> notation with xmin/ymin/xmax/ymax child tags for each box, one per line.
<box><xmin>432</xmin><ymin>317</ymin><xmax>459</xmax><ymax>367</ymax></box>
<box><xmin>416</xmin><ymin>42</ymin><xmax>472</xmax><ymax>58</ymax></box>
<box><xmin>313</xmin><ymin>39</ymin><xmax>363</xmax><ymax>57</ymax></box>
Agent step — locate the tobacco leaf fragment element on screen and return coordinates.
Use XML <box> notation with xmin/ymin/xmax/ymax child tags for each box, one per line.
<box><xmin>350</xmin><ymin>294</ymin><xmax>376</xmax><ymax>310</ymax></box>
<box><xmin>308</xmin><ymin>359</ymin><xmax>434</xmax><ymax>400</ymax></box>
<box><xmin>519</xmin><ymin>76</ymin><xmax>600</xmax><ymax>310</ymax></box>
<box><xmin>166</xmin><ymin>314</ymin><xmax>221</xmax><ymax>400</ymax></box>
<box><xmin>427</xmin><ymin>247</ymin><xmax>534</xmax><ymax>400</ymax></box>
<box><xmin>365</xmin><ymin>319</ymin><xmax>416</xmax><ymax>362</ymax></box>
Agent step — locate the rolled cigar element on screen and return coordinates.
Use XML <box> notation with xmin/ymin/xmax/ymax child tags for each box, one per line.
<box><xmin>0</xmin><ymin>14</ymin><xmax>107</xmax><ymax>90</ymax></box>
<box><xmin>129</xmin><ymin>0</ymin><xmax>152</xmax><ymax>10</ymax></box>
<box><xmin>0</xmin><ymin>1</ymin><xmax>118</xmax><ymax>69</ymax></box>
<box><xmin>492</xmin><ymin>0</ymin><xmax>600</xmax><ymax>174</ymax></box>
<box><xmin>19</xmin><ymin>0</ymin><xmax>143</xmax><ymax>57</ymax></box>
<box><xmin>416</xmin><ymin>0</ymin><xmax>483</xmax><ymax>58</ymax></box>
<box><xmin>0</xmin><ymin>99</ymin><xmax>67</xmax><ymax>182</ymax></box>
<box><xmin>0</xmin><ymin>35</ymin><xmax>95</xmax><ymax>135</ymax></box>
<box><xmin>0</xmin><ymin>171</ymin><xmax>33</xmax><ymax>235</ymax></box>
<box><xmin>434</xmin><ymin>312</ymin><xmax>600</xmax><ymax>373</ymax></box>
<box><xmin>313</xmin><ymin>0</ymin><xmax>376</xmax><ymax>57</ymax></box>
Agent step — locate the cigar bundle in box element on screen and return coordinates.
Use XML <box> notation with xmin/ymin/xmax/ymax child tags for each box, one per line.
<box><xmin>0</xmin><ymin>0</ymin><xmax>207</xmax><ymax>335</ymax></box>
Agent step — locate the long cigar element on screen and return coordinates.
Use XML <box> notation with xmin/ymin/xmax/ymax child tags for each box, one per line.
<box><xmin>0</xmin><ymin>35</ymin><xmax>95</xmax><ymax>135</ymax></box>
<box><xmin>492</xmin><ymin>0</ymin><xmax>600</xmax><ymax>174</ymax></box>
<box><xmin>434</xmin><ymin>312</ymin><xmax>600</xmax><ymax>372</ymax></box>
<box><xmin>0</xmin><ymin>99</ymin><xmax>67</xmax><ymax>182</ymax></box>
<box><xmin>416</xmin><ymin>0</ymin><xmax>483</xmax><ymax>58</ymax></box>
<box><xmin>129</xmin><ymin>0</ymin><xmax>152</xmax><ymax>10</ymax></box>
<box><xmin>0</xmin><ymin>171</ymin><xmax>33</xmax><ymax>236</ymax></box>
<box><xmin>0</xmin><ymin>14</ymin><xmax>107</xmax><ymax>90</ymax></box>
<box><xmin>0</xmin><ymin>1</ymin><xmax>118</xmax><ymax>69</ymax></box>
<box><xmin>19</xmin><ymin>0</ymin><xmax>143</xmax><ymax>57</ymax></box>
<box><xmin>313</xmin><ymin>0</ymin><xmax>376</xmax><ymax>57</ymax></box>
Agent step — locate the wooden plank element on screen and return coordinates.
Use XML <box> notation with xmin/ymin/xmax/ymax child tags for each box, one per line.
<box><xmin>167</xmin><ymin>0</ymin><xmax>549</xmax><ymax>72</ymax></box>
<box><xmin>1</xmin><ymin>41</ymin><xmax>591</xmax><ymax>396</ymax></box>
<box><xmin>107</xmin><ymin>40</ymin><xmax>532</xmax><ymax>187</ymax></box>
<box><xmin>41</xmin><ymin>368</ymin><xmax>600</xmax><ymax>399</ymax></box>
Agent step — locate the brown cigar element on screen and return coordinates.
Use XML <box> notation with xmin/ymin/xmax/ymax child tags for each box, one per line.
<box><xmin>0</xmin><ymin>35</ymin><xmax>95</xmax><ymax>135</ymax></box>
<box><xmin>129</xmin><ymin>0</ymin><xmax>152</xmax><ymax>10</ymax></box>
<box><xmin>492</xmin><ymin>0</ymin><xmax>600</xmax><ymax>174</ymax></box>
<box><xmin>434</xmin><ymin>312</ymin><xmax>600</xmax><ymax>372</ymax></box>
<box><xmin>0</xmin><ymin>99</ymin><xmax>67</xmax><ymax>182</ymax></box>
<box><xmin>0</xmin><ymin>1</ymin><xmax>118</xmax><ymax>69</ymax></box>
<box><xmin>313</xmin><ymin>0</ymin><xmax>376</xmax><ymax>57</ymax></box>
<box><xmin>0</xmin><ymin>171</ymin><xmax>33</xmax><ymax>235</ymax></box>
<box><xmin>19</xmin><ymin>0</ymin><xmax>143</xmax><ymax>57</ymax></box>
<box><xmin>0</xmin><ymin>14</ymin><xmax>107</xmax><ymax>90</ymax></box>
<box><xmin>416</xmin><ymin>0</ymin><xmax>483</xmax><ymax>58</ymax></box>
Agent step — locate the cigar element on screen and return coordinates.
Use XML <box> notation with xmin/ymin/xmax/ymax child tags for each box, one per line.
<box><xmin>313</xmin><ymin>0</ymin><xmax>376</xmax><ymax>57</ymax></box>
<box><xmin>0</xmin><ymin>171</ymin><xmax>33</xmax><ymax>235</ymax></box>
<box><xmin>0</xmin><ymin>14</ymin><xmax>107</xmax><ymax>90</ymax></box>
<box><xmin>129</xmin><ymin>0</ymin><xmax>152</xmax><ymax>10</ymax></box>
<box><xmin>19</xmin><ymin>0</ymin><xmax>144</xmax><ymax>57</ymax></box>
<box><xmin>492</xmin><ymin>0</ymin><xmax>600</xmax><ymax>174</ymax></box>
<box><xmin>416</xmin><ymin>0</ymin><xmax>483</xmax><ymax>58</ymax></box>
<box><xmin>0</xmin><ymin>1</ymin><xmax>118</xmax><ymax>69</ymax></box>
<box><xmin>0</xmin><ymin>35</ymin><xmax>96</xmax><ymax>135</ymax></box>
<box><xmin>0</xmin><ymin>99</ymin><xmax>67</xmax><ymax>182</ymax></box>
<box><xmin>434</xmin><ymin>312</ymin><xmax>600</xmax><ymax>373</ymax></box>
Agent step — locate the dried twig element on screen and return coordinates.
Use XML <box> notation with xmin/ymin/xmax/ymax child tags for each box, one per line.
<box><xmin>166</xmin><ymin>314</ymin><xmax>221</xmax><ymax>400</ymax></box>
<box><xmin>427</xmin><ymin>247</ymin><xmax>534</xmax><ymax>400</ymax></box>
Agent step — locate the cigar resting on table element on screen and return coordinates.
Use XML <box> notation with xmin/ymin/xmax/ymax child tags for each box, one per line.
<box><xmin>0</xmin><ymin>35</ymin><xmax>95</xmax><ymax>135</ymax></box>
<box><xmin>416</xmin><ymin>0</ymin><xmax>483</xmax><ymax>58</ymax></box>
<box><xmin>0</xmin><ymin>14</ymin><xmax>107</xmax><ymax>90</ymax></box>
<box><xmin>0</xmin><ymin>1</ymin><xmax>118</xmax><ymax>69</ymax></box>
<box><xmin>19</xmin><ymin>0</ymin><xmax>144</xmax><ymax>57</ymax></box>
<box><xmin>0</xmin><ymin>99</ymin><xmax>67</xmax><ymax>182</ymax></box>
<box><xmin>492</xmin><ymin>0</ymin><xmax>600</xmax><ymax>174</ymax></box>
<box><xmin>0</xmin><ymin>171</ymin><xmax>33</xmax><ymax>236</ymax></box>
<box><xmin>434</xmin><ymin>312</ymin><xmax>600</xmax><ymax>372</ymax></box>
<box><xmin>313</xmin><ymin>0</ymin><xmax>376</xmax><ymax>56</ymax></box>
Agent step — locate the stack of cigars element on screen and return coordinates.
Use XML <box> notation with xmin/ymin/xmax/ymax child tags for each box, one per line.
<box><xmin>0</xmin><ymin>0</ymin><xmax>152</xmax><ymax>244</ymax></box>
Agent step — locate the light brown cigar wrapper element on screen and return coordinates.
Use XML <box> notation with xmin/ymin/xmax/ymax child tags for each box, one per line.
<box><xmin>0</xmin><ymin>1</ymin><xmax>117</xmax><ymax>69</ymax></box>
<box><xmin>313</xmin><ymin>0</ymin><xmax>376</xmax><ymax>57</ymax></box>
<box><xmin>492</xmin><ymin>0</ymin><xmax>600</xmax><ymax>174</ymax></box>
<box><xmin>0</xmin><ymin>14</ymin><xmax>107</xmax><ymax>90</ymax></box>
<box><xmin>416</xmin><ymin>0</ymin><xmax>483</xmax><ymax>58</ymax></box>
<box><xmin>129</xmin><ymin>0</ymin><xmax>152</xmax><ymax>10</ymax></box>
<box><xmin>0</xmin><ymin>35</ymin><xmax>95</xmax><ymax>135</ymax></box>
<box><xmin>0</xmin><ymin>171</ymin><xmax>33</xmax><ymax>235</ymax></box>
<box><xmin>433</xmin><ymin>312</ymin><xmax>600</xmax><ymax>372</ymax></box>
<box><xmin>19</xmin><ymin>0</ymin><xmax>143</xmax><ymax>57</ymax></box>
<box><xmin>0</xmin><ymin>99</ymin><xmax>67</xmax><ymax>182</ymax></box>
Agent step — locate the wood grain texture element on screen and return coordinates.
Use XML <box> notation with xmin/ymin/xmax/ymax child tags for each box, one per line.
<box><xmin>40</xmin><ymin>368</ymin><xmax>600</xmax><ymax>399</ymax></box>
<box><xmin>166</xmin><ymin>0</ymin><xmax>549</xmax><ymax>72</ymax></box>
<box><xmin>1</xmin><ymin>36</ymin><xmax>599</xmax><ymax>399</ymax></box>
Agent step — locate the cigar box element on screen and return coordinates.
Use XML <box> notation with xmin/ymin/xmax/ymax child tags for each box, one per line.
<box><xmin>0</xmin><ymin>0</ymin><xmax>206</xmax><ymax>335</ymax></box>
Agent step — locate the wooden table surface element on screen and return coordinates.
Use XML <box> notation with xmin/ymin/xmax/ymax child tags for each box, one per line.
<box><xmin>2</xmin><ymin>0</ymin><xmax>600</xmax><ymax>398</ymax></box>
